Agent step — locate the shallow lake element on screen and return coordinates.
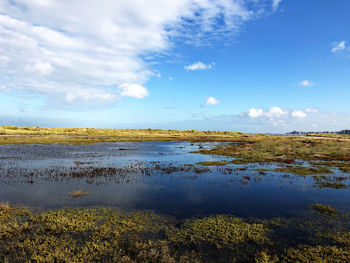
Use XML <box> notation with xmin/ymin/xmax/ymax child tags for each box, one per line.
<box><xmin>1</xmin><ymin>141</ymin><xmax>349</xmax><ymax>219</ymax></box>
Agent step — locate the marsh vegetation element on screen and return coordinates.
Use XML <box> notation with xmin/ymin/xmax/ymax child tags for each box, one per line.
<box><xmin>1</xmin><ymin>127</ymin><xmax>350</xmax><ymax>262</ymax></box>
<box><xmin>1</xmin><ymin>203</ymin><xmax>350</xmax><ymax>262</ymax></box>
<box><xmin>0</xmin><ymin>126</ymin><xmax>246</xmax><ymax>145</ymax></box>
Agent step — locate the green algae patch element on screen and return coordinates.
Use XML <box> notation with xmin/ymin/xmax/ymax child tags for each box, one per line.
<box><xmin>273</xmin><ymin>166</ymin><xmax>333</xmax><ymax>176</ymax></box>
<box><xmin>196</xmin><ymin>161</ymin><xmax>227</xmax><ymax>166</ymax></box>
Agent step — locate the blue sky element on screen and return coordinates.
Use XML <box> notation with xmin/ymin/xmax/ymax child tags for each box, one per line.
<box><xmin>0</xmin><ymin>0</ymin><xmax>350</xmax><ymax>132</ymax></box>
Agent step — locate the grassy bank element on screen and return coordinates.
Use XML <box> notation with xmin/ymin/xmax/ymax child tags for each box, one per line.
<box><xmin>0</xmin><ymin>126</ymin><xmax>247</xmax><ymax>144</ymax></box>
<box><xmin>197</xmin><ymin>135</ymin><xmax>350</xmax><ymax>173</ymax></box>
<box><xmin>1</xmin><ymin>203</ymin><xmax>349</xmax><ymax>263</ymax></box>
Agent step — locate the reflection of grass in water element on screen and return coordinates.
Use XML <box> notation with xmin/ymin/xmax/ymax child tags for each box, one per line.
<box><xmin>274</xmin><ymin>166</ymin><xmax>333</xmax><ymax>175</ymax></box>
<box><xmin>1</xmin><ymin>162</ymin><xmax>212</xmax><ymax>185</ymax></box>
<box><xmin>1</xmin><ymin>203</ymin><xmax>350</xmax><ymax>262</ymax></box>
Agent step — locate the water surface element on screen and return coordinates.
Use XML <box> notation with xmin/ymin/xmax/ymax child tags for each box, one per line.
<box><xmin>1</xmin><ymin>141</ymin><xmax>349</xmax><ymax>218</ymax></box>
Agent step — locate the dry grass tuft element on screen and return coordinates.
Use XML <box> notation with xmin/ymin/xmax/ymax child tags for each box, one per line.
<box><xmin>69</xmin><ymin>189</ymin><xmax>90</xmax><ymax>198</ymax></box>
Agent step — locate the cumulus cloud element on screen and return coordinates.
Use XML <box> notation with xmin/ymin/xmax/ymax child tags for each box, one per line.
<box><xmin>185</xmin><ymin>62</ymin><xmax>214</xmax><ymax>71</ymax></box>
<box><xmin>236</xmin><ymin>107</ymin><xmax>350</xmax><ymax>133</ymax></box>
<box><xmin>248</xmin><ymin>107</ymin><xmax>287</xmax><ymax>118</ymax></box>
<box><xmin>331</xmin><ymin>41</ymin><xmax>346</xmax><ymax>53</ymax></box>
<box><xmin>299</xmin><ymin>80</ymin><xmax>314</xmax><ymax>87</ymax></box>
<box><xmin>292</xmin><ymin>110</ymin><xmax>307</xmax><ymax>119</ymax></box>
<box><xmin>0</xmin><ymin>0</ymin><xmax>281</xmax><ymax>106</ymax></box>
<box><xmin>247</xmin><ymin>108</ymin><xmax>264</xmax><ymax>118</ymax></box>
<box><xmin>246</xmin><ymin>107</ymin><xmax>317</xmax><ymax>120</ymax></box>
<box><xmin>119</xmin><ymin>83</ymin><xmax>149</xmax><ymax>99</ymax></box>
<box><xmin>205</xmin><ymin>96</ymin><xmax>220</xmax><ymax>106</ymax></box>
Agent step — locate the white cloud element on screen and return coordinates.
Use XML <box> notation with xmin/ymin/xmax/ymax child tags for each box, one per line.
<box><xmin>248</xmin><ymin>108</ymin><xmax>264</xmax><ymax>118</ymax></box>
<box><xmin>238</xmin><ymin>106</ymin><xmax>350</xmax><ymax>132</ymax></box>
<box><xmin>239</xmin><ymin>109</ymin><xmax>350</xmax><ymax>132</ymax></box>
<box><xmin>185</xmin><ymin>62</ymin><xmax>214</xmax><ymax>71</ymax></box>
<box><xmin>248</xmin><ymin>107</ymin><xmax>287</xmax><ymax>118</ymax></box>
<box><xmin>238</xmin><ymin>107</ymin><xmax>348</xmax><ymax>132</ymax></box>
<box><xmin>265</xmin><ymin>107</ymin><xmax>288</xmax><ymax>118</ymax></box>
<box><xmin>119</xmin><ymin>83</ymin><xmax>149</xmax><ymax>99</ymax></box>
<box><xmin>0</xmin><ymin>0</ymin><xmax>280</xmax><ymax>106</ymax></box>
<box><xmin>305</xmin><ymin>108</ymin><xmax>318</xmax><ymax>113</ymax></box>
<box><xmin>205</xmin><ymin>96</ymin><xmax>220</xmax><ymax>106</ymax></box>
<box><xmin>0</xmin><ymin>86</ymin><xmax>11</xmax><ymax>92</ymax></box>
<box><xmin>292</xmin><ymin>110</ymin><xmax>307</xmax><ymax>119</ymax></box>
<box><xmin>299</xmin><ymin>80</ymin><xmax>314</xmax><ymax>87</ymax></box>
<box><xmin>331</xmin><ymin>41</ymin><xmax>346</xmax><ymax>53</ymax></box>
<box><xmin>272</xmin><ymin>0</ymin><xmax>282</xmax><ymax>11</ymax></box>
<box><xmin>65</xmin><ymin>90</ymin><xmax>116</xmax><ymax>102</ymax></box>
<box><xmin>24</xmin><ymin>61</ymin><xmax>53</xmax><ymax>75</ymax></box>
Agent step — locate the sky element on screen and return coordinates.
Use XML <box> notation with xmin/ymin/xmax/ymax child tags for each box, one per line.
<box><xmin>0</xmin><ymin>0</ymin><xmax>350</xmax><ymax>133</ymax></box>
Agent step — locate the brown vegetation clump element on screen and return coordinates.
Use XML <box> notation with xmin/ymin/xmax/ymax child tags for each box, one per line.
<box><xmin>69</xmin><ymin>189</ymin><xmax>89</xmax><ymax>197</ymax></box>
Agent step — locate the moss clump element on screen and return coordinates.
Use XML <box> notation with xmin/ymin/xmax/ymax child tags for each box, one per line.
<box><xmin>167</xmin><ymin>215</ymin><xmax>269</xmax><ymax>249</ymax></box>
<box><xmin>1</xmin><ymin>203</ymin><xmax>350</xmax><ymax>262</ymax></box>
<box><xmin>196</xmin><ymin>161</ymin><xmax>227</xmax><ymax>166</ymax></box>
<box><xmin>328</xmin><ymin>232</ymin><xmax>350</xmax><ymax>248</ymax></box>
<box><xmin>310</xmin><ymin>204</ymin><xmax>339</xmax><ymax>217</ymax></box>
<box><xmin>315</xmin><ymin>181</ymin><xmax>348</xmax><ymax>189</ymax></box>
<box><xmin>0</xmin><ymin>205</ymin><xmax>173</xmax><ymax>262</ymax></box>
<box><xmin>282</xmin><ymin>245</ymin><xmax>350</xmax><ymax>262</ymax></box>
<box><xmin>254</xmin><ymin>251</ymin><xmax>279</xmax><ymax>263</ymax></box>
<box><xmin>273</xmin><ymin>166</ymin><xmax>333</xmax><ymax>176</ymax></box>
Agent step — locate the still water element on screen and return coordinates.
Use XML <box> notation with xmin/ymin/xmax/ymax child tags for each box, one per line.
<box><xmin>0</xmin><ymin>141</ymin><xmax>349</xmax><ymax>218</ymax></box>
